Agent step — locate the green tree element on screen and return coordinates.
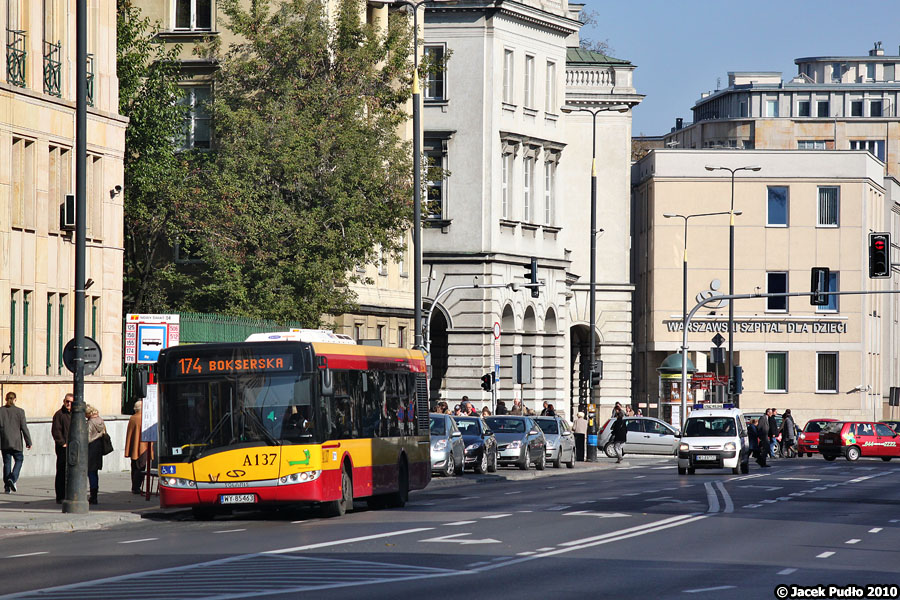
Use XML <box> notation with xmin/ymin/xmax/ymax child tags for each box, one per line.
<box><xmin>185</xmin><ymin>0</ymin><xmax>414</xmax><ymax>324</ymax></box>
<box><xmin>118</xmin><ymin>0</ymin><xmax>198</xmax><ymax>313</ymax></box>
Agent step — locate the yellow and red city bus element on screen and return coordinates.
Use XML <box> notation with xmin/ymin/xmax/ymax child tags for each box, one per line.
<box><xmin>156</xmin><ymin>332</ymin><xmax>430</xmax><ymax>518</ymax></box>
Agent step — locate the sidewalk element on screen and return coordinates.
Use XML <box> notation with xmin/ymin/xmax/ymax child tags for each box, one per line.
<box><xmin>0</xmin><ymin>456</ymin><xmax>648</xmax><ymax>536</ymax></box>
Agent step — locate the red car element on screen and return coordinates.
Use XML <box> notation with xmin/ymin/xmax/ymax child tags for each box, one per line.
<box><xmin>818</xmin><ymin>421</ymin><xmax>900</xmax><ymax>462</ymax></box>
<box><xmin>797</xmin><ymin>418</ymin><xmax>838</xmax><ymax>457</ymax></box>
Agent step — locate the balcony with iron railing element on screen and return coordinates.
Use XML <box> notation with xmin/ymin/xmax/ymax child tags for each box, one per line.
<box><xmin>43</xmin><ymin>40</ymin><xmax>61</xmax><ymax>97</ymax></box>
<box><xmin>6</xmin><ymin>29</ymin><xmax>26</xmax><ymax>87</ymax></box>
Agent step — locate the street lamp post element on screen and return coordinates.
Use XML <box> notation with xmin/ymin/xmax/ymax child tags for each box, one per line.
<box><xmin>703</xmin><ymin>164</ymin><xmax>760</xmax><ymax>406</ymax></box>
<box><xmin>663</xmin><ymin>210</ymin><xmax>738</xmax><ymax>427</ymax></box>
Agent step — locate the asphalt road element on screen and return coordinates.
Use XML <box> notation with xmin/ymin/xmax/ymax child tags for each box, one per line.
<box><xmin>1</xmin><ymin>456</ymin><xmax>898</xmax><ymax>600</ymax></box>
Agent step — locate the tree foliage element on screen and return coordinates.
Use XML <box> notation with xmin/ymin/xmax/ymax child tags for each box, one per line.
<box><xmin>118</xmin><ymin>0</ymin><xmax>199</xmax><ymax>313</ymax></box>
<box><xmin>183</xmin><ymin>0</ymin><xmax>415</xmax><ymax>324</ymax></box>
<box><xmin>577</xmin><ymin>9</ymin><xmax>614</xmax><ymax>56</ymax></box>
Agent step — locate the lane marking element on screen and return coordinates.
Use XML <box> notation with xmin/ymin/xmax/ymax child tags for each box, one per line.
<box><xmin>890</xmin><ymin>519</ymin><xmax>900</xmax><ymax>523</ymax></box>
<box><xmin>536</xmin><ymin>547</ymin><xmax>554</xmax><ymax>551</ymax></box>
<box><xmin>481</xmin><ymin>513</ymin><xmax>512</xmax><ymax>519</ymax></box>
<box><xmin>6</xmin><ymin>551</ymin><xmax>48</xmax><ymax>558</ymax></box>
<box><xmin>266</xmin><ymin>527</ymin><xmax>435</xmax><ymax>554</ymax></box>
<box><xmin>118</xmin><ymin>538</ymin><xmax>158</xmax><ymax>544</ymax></box>
<box><xmin>417</xmin><ymin>502</ymin><xmax>437</xmax><ymax>506</ymax></box>
<box><xmin>545</xmin><ymin>506</ymin><xmax>571</xmax><ymax>511</ymax></box>
<box><xmin>458</xmin><ymin>496</ymin><xmax>478</xmax><ymax>501</ymax></box>
<box><xmin>789</xmin><ymin>492</ymin><xmax>806</xmax><ymax>497</ymax></box>
<box><xmin>517</xmin><ymin>510</ymin><xmax>533</xmax><ymax>513</ymax></box>
<box><xmin>715</xmin><ymin>481</ymin><xmax>734</xmax><ymax>513</ymax></box>
<box><xmin>761</xmin><ymin>500</ymin><xmax>777</xmax><ymax>504</ymax></box>
<box><xmin>704</xmin><ymin>482</ymin><xmax>720</xmax><ymax>513</ymax></box>
<box><xmin>467</xmin><ymin>561</ymin><xmax>491</xmax><ymax>567</ymax></box>
<box><xmin>420</xmin><ymin>533</ymin><xmax>500</xmax><ymax>545</ymax></box>
<box><xmin>779</xmin><ymin>477</ymin><xmax>820</xmax><ymax>481</ymax></box>
<box><xmin>516</xmin><ymin>551</ymin><xmax>535</xmax><ymax>556</ymax></box>
<box><xmin>443</xmin><ymin>521</ymin><xmax>476</xmax><ymax>526</ymax></box>
<box><xmin>683</xmin><ymin>586</ymin><xmax>736</xmax><ymax>594</ymax></box>
<box><xmin>624</xmin><ymin>493</ymin><xmax>641</xmax><ymax>496</ymax></box>
<box><xmin>869</xmin><ymin>528</ymin><xmax>883</xmax><ymax>533</ymax></box>
<box><xmin>560</xmin><ymin>514</ymin><xmax>697</xmax><ymax>547</ymax></box>
<box><xmin>564</xmin><ymin>511</ymin><xmax>629</xmax><ymax>519</ymax></box>
<box><xmin>778</xmin><ymin>568</ymin><xmax>797</xmax><ymax>575</ymax></box>
<box><xmin>504</xmin><ymin>491</ymin><xmax>523</xmax><ymax>495</ymax></box>
<box><xmin>817</xmin><ymin>551</ymin><xmax>835</xmax><ymax>558</ymax></box>
<box><xmin>214</xmin><ymin>529</ymin><xmax>247</xmax><ymax>534</ymax></box>
<box><xmin>743</xmin><ymin>504</ymin><xmax>762</xmax><ymax>508</ymax></box>
<box><xmin>634</xmin><ymin>475</ymin><xmax>646</xmax><ymax>479</ymax></box>
<box><xmin>845</xmin><ymin>539</ymin><xmax>860</xmax><ymax>544</ymax></box>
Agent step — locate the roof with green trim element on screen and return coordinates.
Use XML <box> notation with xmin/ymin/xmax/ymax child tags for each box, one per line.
<box><xmin>566</xmin><ymin>47</ymin><xmax>632</xmax><ymax>66</ymax></box>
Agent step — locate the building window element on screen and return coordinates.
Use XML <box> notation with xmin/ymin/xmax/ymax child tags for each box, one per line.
<box><xmin>851</xmin><ymin>101</ymin><xmax>863</xmax><ymax>117</ymax></box>
<box><xmin>503</xmin><ymin>49</ymin><xmax>514</xmax><ymax>104</ymax></box>
<box><xmin>424</xmin><ymin>138</ymin><xmax>446</xmax><ymax>219</ymax></box>
<box><xmin>376</xmin><ymin>324</ymin><xmax>385</xmax><ymax>344</ymax></box>
<box><xmin>766</xmin><ymin>186</ymin><xmax>788</xmax><ymax>227</ymax></box>
<box><xmin>48</xmin><ymin>146</ymin><xmax>71</xmax><ymax>233</ymax></box>
<box><xmin>543</xmin><ymin>161</ymin><xmax>555</xmax><ymax>225</ymax></box>
<box><xmin>178</xmin><ymin>86</ymin><xmax>212</xmax><ymax>150</ymax></box>
<box><xmin>766</xmin><ymin>352</ymin><xmax>787</xmax><ymax>392</ymax></box>
<box><xmin>423</xmin><ymin>45</ymin><xmax>445</xmax><ymax>101</ymax></box>
<box><xmin>58</xmin><ymin>294</ymin><xmax>66</xmax><ymax>374</ymax></box>
<box><xmin>523</xmin><ymin>55</ymin><xmax>534</xmax><ymax>108</ymax></box>
<box><xmin>866</xmin><ymin>62</ymin><xmax>876</xmax><ymax>81</ymax></box>
<box><xmin>870</xmin><ymin>100</ymin><xmax>883</xmax><ymax>117</ymax></box>
<box><xmin>886</xmin><ymin>64</ymin><xmax>896</xmax><ymax>82</ymax></box>
<box><xmin>522</xmin><ymin>157</ymin><xmax>533</xmax><ymax>222</ymax></box>
<box><xmin>816</xmin><ymin>100</ymin><xmax>829</xmax><ymax>117</ymax></box>
<box><xmin>10</xmin><ymin>291</ymin><xmax>16</xmax><ymax>372</ymax></box>
<box><xmin>740</xmin><ymin>100</ymin><xmax>748</xmax><ymax>117</ymax></box>
<box><xmin>545</xmin><ymin>61</ymin><xmax>556</xmax><ymax>112</ymax></box>
<box><xmin>765</xmin><ymin>99</ymin><xmax>778</xmax><ymax>117</ymax></box>
<box><xmin>766</xmin><ymin>272</ymin><xmax>788</xmax><ymax>312</ymax></box>
<box><xmin>797</xmin><ymin>100</ymin><xmax>810</xmax><ymax>117</ymax></box>
<box><xmin>11</xmin><ymin>137</ymin><xmax>36</xmax><ymax>230</ymax></box>
<box><xmin>817</xmin><ymin>271</ymin><xmax>839</xmax><ymax>313</ymax></box>
<box><xmin>501</xmin><ymin>152</ymin><xmax>512</xmax><ymax>219</ymax></box>
<box><xmin>817</xmin><ymin>186</ymin><xmax>839</xmax><ymax>227</ymax></box>
<box><xmin>174</xmin><ymin>0</ymin><xmax>211</xmax><ymax>31</ymax></box>
<box><xmin>87</xmin><ymin>155</ymin><xmax>103</xmax><ymax>239</ymax></box>
<box><xmin>398</xmin><ymin>326</ymin><xmax>406</xmax><ymax>349</ymax></box>
<box><xmin>46</xmin><ymin>294</ymin><xmax>54</xmax><ymax>375</ymax></box>
<box><xmin>816</xmin><ymin>353</ymin><xmax>838</xmax><ymax>393</ymax></box>
<box><xmin>797</xmin><ymin>140</ymin><xmax>827</xmax><ymax>150</ymax></box>
<box><xmin>849</xmin><ymin>139</ymin><xmax>885</xmax><ymax>161</ymax></box>
<box><xmin>378</xmin><ymin>247</ymin><xmax>387</xmax><ymax>276</ymax></box>
<box><xmin>831</xmin><ymin>63</ymin><xmax>842</xmax><ymax>82</ymax></box>
<box><xmin>353</xmin><ymin>323</ymin><xmax>364</xmax><ymax>342</ymax></box>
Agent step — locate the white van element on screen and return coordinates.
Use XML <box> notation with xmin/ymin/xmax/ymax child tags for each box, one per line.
<box><xmin>677</xmin><ymin>405</ymin><xmax>750</xmax><ymax>475</ymax></box>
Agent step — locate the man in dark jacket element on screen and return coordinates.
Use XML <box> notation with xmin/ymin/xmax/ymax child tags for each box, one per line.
<box><xmin>767</xmin><ymin>409</ymin><xmax>779</xmax><ymax>458</ymax></box>
<box><xmin>756</xmin><ymin>410</ymin><xmax>770</xmax><ymax>467</ymax></box>
<box><xmin>611</xmin><ymin>410</ymin><xmax>628</xmax><ymax>464</ymax></box>
<box><xmin>51</xmin><ymin>394</ymin><xmax>73</xmax><ymax>503</ymax></box>
<box><xmin>0</xmin><ymin>392</ymin><xmax>32</xmax><ymax>493</ymax></box>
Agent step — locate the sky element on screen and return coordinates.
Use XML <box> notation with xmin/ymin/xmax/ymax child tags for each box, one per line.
<box><xmin>578</xmin><ymin>0</ymin><xmax>900</xmax><ymax>137</ymax></box>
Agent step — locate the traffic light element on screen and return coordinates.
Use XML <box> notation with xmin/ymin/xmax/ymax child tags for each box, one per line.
<box><xmin>732</xmin><ymin>365</ymin><xmax>743</xmax><ymax>396</ymax></box>
<box><xmin>524</xmin><ymin>257</ymin><xmax>539</xmax><ymax>298</ymax></box>
<box><xmin>480</xmin><ymin>373</ymin><xmax>492</xmax><ymax>392</ymax></box>
<box><xmin>810</xmin><ymin>267</ymin><xmax>830</xmax><ymax>306</ymax></box>
<box><xmin>590</xmin><ymin>360</ymin><xmax>602</xmax><ymax>387</ymax></box>
<box><xmin>869</xmin><ymin>232</ymin><xmax>891</xmax><ymax>279</ymax></box>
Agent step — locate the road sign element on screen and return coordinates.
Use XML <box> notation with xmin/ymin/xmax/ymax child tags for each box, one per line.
<box><xmin>492</xmin><ymin>321</ymin><xmax>501</xmax><ymax>339</ymax></box>
<box><xmin>712</xmin><ymin>333</ymin><xmax>725</xmax><ymax>347</ymax></box>
<box><xmin>125</xmin><ymin>314</ymin><xmax>180</xmax><ymax>364</ymax></box>
<box><xmin>62</xmin><ymin>336</ymin><xmax>102</xmax><ymax>375</ymax></box>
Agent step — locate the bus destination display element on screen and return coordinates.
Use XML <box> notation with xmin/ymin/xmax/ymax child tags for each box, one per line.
<box><xmin>171</xmin><ymin>354</ymin><xmax>295</xmax><ymax>377</ymax></box>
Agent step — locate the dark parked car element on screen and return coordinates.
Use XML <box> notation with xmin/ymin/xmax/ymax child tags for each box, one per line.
<box><xmin>430</xmin><ymin>413</ymin><xmax>464</xmax><ymax>476</ymax></box>
<box><xmin>454</xmin><ymin>416</ymin><xmax>498</xmax><ymax>474</ymax></box>
<box><xmin>535</xmin><ymin>416</ymin><xmax>576</xmax><ymax>468</ymax></box>
<box><xmin>484</xmin><ymin>415</ymin><xmax>547</xmax><ymax>470</ymax></box>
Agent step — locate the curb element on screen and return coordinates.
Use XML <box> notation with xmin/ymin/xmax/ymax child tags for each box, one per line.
<box><xmin>0</xmin><ymin>510</ymin><xmax>143</xmax><ymax>532</ymax></box>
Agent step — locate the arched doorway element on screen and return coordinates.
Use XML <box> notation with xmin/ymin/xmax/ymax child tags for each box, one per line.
<box><xmin>499</xmin><ymin>304</ymin><xmax>516</xmax><ymax>406</ymax></box>
<box><xmin>569</xmin><ymin>324</ymin><xmax>591</xmax><ymax>416</ymax></box>
<box><xmin>428</xmin><ymin>307</ymin><xmax>449</xmax><ymax>406</ymax></box>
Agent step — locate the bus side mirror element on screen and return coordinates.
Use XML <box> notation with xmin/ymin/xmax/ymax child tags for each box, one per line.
<box><xmin>320</xmin><ymin>368</ymin><xmax>334</xmax><ymax>396</ymax></box>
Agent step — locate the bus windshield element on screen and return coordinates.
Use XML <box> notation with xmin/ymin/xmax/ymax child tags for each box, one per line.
<box><xmin>161</xmin><ymin>374</ymin><xmax>317</xmax><ymax>460</ymax></box>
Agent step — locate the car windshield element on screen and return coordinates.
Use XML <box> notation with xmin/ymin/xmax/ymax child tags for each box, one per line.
<box><xmin>455</xmin><ymin>418</ymin><xmax>482</xmax><ymax>435</ymax></box>
<box><xmin>536</xmin><ymin>419</ymin><xmax>559</xmax><ymax>434</ymax></box>
<box><xmin>804</xmin><ymin>421</ymin><xmax>830</xmax><ymax>433</ymax></box>
<box><xmin>684</xmin><ymin>416</ymin><xmax>736</xmax><ymax>437</ymax></box>
<box><xmin>485</xmin><ymin>417</ymin><xmax>525</xmax><ymax>433</ymax></box>
<box><xmin>430</xmin><ymin>416</ymin><xmax>446</xmax><ymax>436</ymax></box>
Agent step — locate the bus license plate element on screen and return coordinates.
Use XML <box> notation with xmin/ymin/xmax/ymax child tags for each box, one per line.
<box><xmin>220</xmin><ymin>494</ymin><xmax>256</xmax><ymax>505</ymax></box>
<box><xmin>695</xmin><ymin>454</ymin><xmax>716</xmax><ymax>461</ymax></box>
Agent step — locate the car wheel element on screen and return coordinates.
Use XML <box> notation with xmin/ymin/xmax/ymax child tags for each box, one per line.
<box><xmin>566</xmin><ymin>448</ymin><xmax>576</xmax><ymax>469</ymax></box>
<box><xmin>475</xmin><ymin>450</ymin><xmax>488</xmax><ymax>474</ymax></box>
<box><xmin>823</xmin><ymin>454</ymin><xmax>837</xmax><ymax>461</ymax></box>
<box><xmin>846</xmin><ymin>446</ymin><xmax>861</xmax><ymax>462</ymax></box>
<box><xmin>443</xmin><ymin>453</ymin><xmax>454</xmax><ymax>477</ymax></box>
<box><xmin>518</xmin><ymin>452</ymin><xmax>530</xmax><ymax>470</ymax></box>
<box><xmin>741</xmin><ymin>461</ymin><xmax>749</xmax><ymax>474</ymax></box>
<box><xmin>488</xmin><ymin>449</ymin><xmax>498</xmax><ymax>473</ymax></box>
<box><xmin>552</xmin><ymin>450</ymin><xmax>561</xmax><ymax>469</ymax></box>
<box><xmin>687</xmin><ymin>468</ymin><xmax>695</xmax><ymax>475</ymax></box>
<box><xmin>453</xmin><ymin>452</ymin><xmax>465</xmax><ymax>475</ymax></box>
<box><xmin>604</xmin><ymin>443</ymin><xmax>616</xmax><ymax>458</ymax></box>
<box><xmin>321</xmin><ymin>467</ymin><xmax>352</xmax><ymax>518</ymax></box>
<box><xmin>732</xmin><ymin>466</ymin><xmax>740</xmax><ymax>475</ymax></box>
<box><xmin>677</xmin><ymin>466</ymin><xmax>686</xmax><ymax>475</ymax></box>
<box><xmin>882</xmin><ymin>457</ymin><xmax>892</xmax><ymax>462</ymax></box>
<box><xmin>536</xmin><ymin>450</ymin><xmax>546</xmax><ymax>471</ymax></box>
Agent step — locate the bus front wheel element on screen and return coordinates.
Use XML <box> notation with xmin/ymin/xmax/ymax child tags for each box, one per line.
<box><xmin>322</xmin><ymin>467</ymin><xmax>352</xmax><ymax>518</ymax></box>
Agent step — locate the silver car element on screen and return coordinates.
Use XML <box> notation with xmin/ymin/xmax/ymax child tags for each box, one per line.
<box><xmin>430</xmin><ymin>413</ymin><xmax>464</xmax><ymax>476</ymax></box>
<box><xmin>484</xmin><ymin>416</ymin><xmax>547</xmax><ymax>470</ymax></box>
<box><xmin>598</xmin><ymin>416</ymin><xmax>679</xmax><ymax>457</ymax></box>
<box><xmin>535</xmin><ymin>416</ymin><xmax>576</xmax><ymax>468</ymax></box>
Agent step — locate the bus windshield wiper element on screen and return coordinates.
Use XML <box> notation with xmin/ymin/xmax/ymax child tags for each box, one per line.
<box><xmin>196</xmin><ymin>412</ymin><xmax>233</xmax><ymax>457</ymax></box>
<box><xmin>242</xmin><ymin>407</ymin><xmax>281</xmax><ymax>446</ymax></box>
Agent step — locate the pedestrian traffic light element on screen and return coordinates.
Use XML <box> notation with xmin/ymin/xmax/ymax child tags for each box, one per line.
<box><xmin>810</xmin><ymin>267</ymin><xmax>830</xmax><ymax>306</ymax></box>
<box><xmin>732</xmin><ymin>365</ymin><xmax>743</xmax><ymax>395</ymax></box>
<box><xmin>524</xmin><ymin>257</ymin><xmax>539</xmax><ymax>298</ymax></box>
<box><xmin>869</xmin><ymin>232</ymin><xmax>891</xmax><ymax>279</ymax></box>
<box><xmin>480</xmin><ymin>373</ymin><xmax>492</xmax><ymax>392</ymax></box>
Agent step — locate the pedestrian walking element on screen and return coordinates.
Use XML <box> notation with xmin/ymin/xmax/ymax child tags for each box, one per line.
<box><xmin>51</xmin><ymin>394</ymin><xmax>74</xmax><ymax>503</ymax></box>
<box><xmin>509</xmin><ymin>399</ymin><xmax>523</xmax><ymax>415</ymax></box>
<box><xmin>545</xmin><ymin>403</ymin><xmax>556</xmax><ymax>417</ymax></box>
<box><xmin>611</xmin><ymin>402</ymin><xmax>622</xmax><ymax>417</ymax></box>
<box><xmin>624</xmin><ymin>405</ymin><xmax>634</xmax><ymax>417</ymax></box>
<box><xmin>86</xmin><ymin>405</ymin><xmax>106</xmax><ymax>505</ymax></box>
<box><xmin>756</xmin><ymin>410</ymin><xmax>770</xmax><ymax>467</ymax></box>
<box><xmin>780</xmin><ymin>409</ymin><xmax>797</xmax><ymax>458</ymax></box>
<box><xmin>495</xmin><ymin>401</ymin><xmax>508</xmax><ymax>415</ymax></box>
<box><xmin>611</xmin><ymin>410</ymin><xmax>628</xmax><ymax>463</ymax></box>
<box><xmin>748</xmin><ymin>418</ymin><xmax>759</xmax><ymax>460</ymax></box>
<box><xmin>572</xmin><ymin>411</ymin><xmax>588</xmax><ymax>461</ymax></box>
<box><xmin>481</xmin><ymin>406</ymin><xmax>492</xmax><ymax>417</ymax></box>
<box><xmin>540</xmin><ymin>401</ymin><xmax>550</xmax><ymax>416</ymax></box>
<box><xmin>767</xmin><ymin>408</ymin><xmax>779</xmax><ymax>458</ymax></box>
<box><xmin>0</xmin><ymin>392</ymin><xmax>32</xmax><ymax>493</ymax></box>
<box><xmin>125</xmin><ymin>400</ymin><xmax>152</xmax><ymax>495</ymax></box>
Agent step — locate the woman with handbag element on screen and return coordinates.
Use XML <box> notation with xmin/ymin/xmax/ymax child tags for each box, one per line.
<box><xmin>86</xmin><ymin>405</ymin><xmax>108</xmax><ymax>505</ymax></box>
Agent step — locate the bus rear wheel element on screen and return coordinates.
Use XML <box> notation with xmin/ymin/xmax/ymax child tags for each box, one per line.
<box><xmin>385</xmin><ymin>461</ymin><xmax>409</xmax><ymax>508</ymax></box>
<box><xmin>322</xmin><ymin>467</ymin><xmax>352</xmax><ymax>518</ymax></box>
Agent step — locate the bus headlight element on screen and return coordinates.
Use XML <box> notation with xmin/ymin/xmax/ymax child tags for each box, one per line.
<box><xmin>279</xmin><ymin>470</ymin><xmax>322</xmax><ymax>485</ymax></box>
<box><xmin>161</xmin><ymin>477</ymin><xmax>197</xmax><ymax>488</ymax></box>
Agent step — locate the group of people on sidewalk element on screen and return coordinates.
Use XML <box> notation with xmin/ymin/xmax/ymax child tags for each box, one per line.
<box><xmin>748</xmin><ymin>408</ymin><xmax>798</xmax><ymax>468</ymax></box>
<box><xmin>0</xmin><ymin>392</ymin><xmax>152</xmax><ymax>505</ymax></box>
